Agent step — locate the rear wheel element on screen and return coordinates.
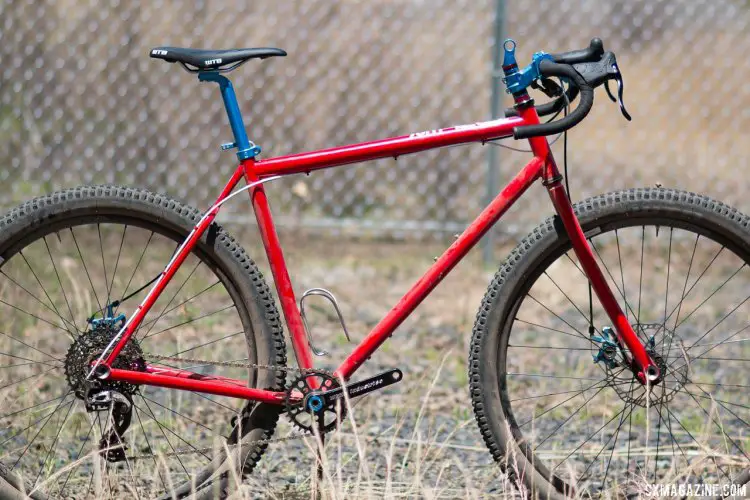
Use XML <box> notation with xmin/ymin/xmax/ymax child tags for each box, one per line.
<box><xmin>0</xmin><ymin>185</ymin><xmax>286</xmax><ymax>499</ymax></box>
<box><xmin>471</xmin><ymin>188</ymin><xmax>750</xmax><ymax>498</ymax></box>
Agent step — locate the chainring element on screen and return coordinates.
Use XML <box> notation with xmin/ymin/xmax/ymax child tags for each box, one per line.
<box><xmin>285</xmin><ymin>370</ymin><xmax>346</xmax><ymax>434</ymax></box>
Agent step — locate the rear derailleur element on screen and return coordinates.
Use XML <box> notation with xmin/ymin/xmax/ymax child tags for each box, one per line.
<box><xmin>85</xmin><ymin>386</ymin><xmax>133</xmax><ymax>463</ymax></box>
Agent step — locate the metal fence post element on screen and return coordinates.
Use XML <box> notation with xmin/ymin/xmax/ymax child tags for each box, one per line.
<box><xmin>482</xmin><ymin>0</ymin><xmax>506</xmax><ymax>265</ymax></box>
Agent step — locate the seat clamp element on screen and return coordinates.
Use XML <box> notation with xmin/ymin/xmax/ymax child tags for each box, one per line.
<box><xmin>237</xmin><ymin>143</ymin><xmax>262</xmax><ymax>161</ymax></box>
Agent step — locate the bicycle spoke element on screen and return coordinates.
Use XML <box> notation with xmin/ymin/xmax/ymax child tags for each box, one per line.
<box><xmin>164</xmin><ymin>330</ymin><xmax>244</xmax><ymax>358</ymax></box>
<box><xmin>97</xmin><ymin>224</ymin><xmax>110</xmax><ymax>308</ymax></box>
<box><xmin>133</xmin><ymin>399</ymin><xmax>200</xmax><ymax>474</ymax></box>
<box><xmin>649</xmin><ymin>399</ymin><xmax>691</xmax><ymax>475</ymax></box>
<box><xmin>556</xmin><ymin>395</ymin><xmax>636</xmax><ymax>482</ymax></box>
<box><xmin>517</xmin><ymin>377</ymin><xmax>614</xmax><ymax>429</ymax></box>
<box><xmin>674</xmin><ymin>263</ymin><xmax>746</xmax><ymax>332</ymax></box>
<box><xmin>57</xmin><ymin>413</ymin><xmax>97</xmax><ymax>498</ymax></box>
<box><xmin>660</xmin><ymin>227</ymin><xmax>673</xmax><ymax>361</ymax></box>
<box><xmin>533</xmin><ymin>383</ymin><xmax>611</xmax><ymax>449</ymax></box>
<box><xmin>138</xmin><ymin>260</ymin><xmax>200</xmax><ymax>339</ymax></box>
<box><xmin>0</xmin><ymin>330</ymin><xmax>62</xmax><ymax>362</ymax></box>
<box><xmin>32</xmin><ymin>397</ymin><xmax>76</xmax><ymax>488</ymax></box>
<box><xmin>684</xmin><ymin>383</ymin><xmax>750</xmax><ymax>438</ymax></box>
<box><xmin>667</xmin><ymin>245</ymin><xmax>725</xmax><ymax>330</ymax></box>
<box><xmin>685</xmin><ymin>292</ymin><xmax>750</xmax><ymax>350</ymax></box>
<box><xmin>11</xmin><ymin>391</ymin><xmax>73</xmax><ymax>469</ymax></box>
<box><xmin>508</xmin><ymin>344</ymin><xmax>590</xmax><ymax>350</ymax></box>
<box><xmin>636</xmin><ymin>226</ymin><xmax>645</xmax><ymax>325</ymax></box>
<box><xmin>680</xmin><ymin>324</ymin><xmax>750</xmax><ymax>369</ymax></box>
<box><xmin>0</xmin><ymin>394</ymin><xmax>67</xmax><ymax>422</ymax></box>
<box><xmin>143</xmin><ymin>303</ymin><xmax>235</xmax><ymax>340</ymax></box>
<box><xmin>43</xmin><ymin>235</ymin><xmax>79</xmax><ymax>333</ymax></box>
<box><xmin>0</xmin><ymin>269</ymin><xmax>78</xmax><ymax>336</ymax></box>
<box><xmin>663</xmin><ymin>401</ymin><xmax>735</xmax><ymax>484</ymax></box>
<box><xmin>115</xmin><ymin>230</ymin><xmax>154</xmax><ymax>315</ymax></box>
<box><xmin>525</xmin><ymin>294</ymin><xmax>593</xmax><ymax>344</ymax></box>
<box><xmin>19</xmin><ymin>250</ymin><xmax>76</xmax><ymax>335</ymax></box>
<box><xmin>514</xmin><ymin>318</ymin><xmax>589</xmax><ymax>342</ymax></box>
<box><xmin>140</xmin><ymin>394</ymin><xmax>217</xmax><ymax>436</ymax></box>
<box><xmin>542</xmin><ymin>271</ymin><xmax>602</xmax><ymax>336</ymax></box>
<box><xmin>137</xmin><ymin>280</ymin><xmax>222</xmax><ymax>334</ymax></box>
<box><xmin>0</xmin><ymin>297</ymin><xmax>68</xmax><ymax>333</ymax></box>
<box><xmin>106</xmin><ymin>225</ymin><xmax>127</xmax><ymax>305</ymax></box>
<box><xmin>133</xmin><ymin>404</ymin><xmax>169</xmax><ymax>492</ymax></box>
<box><xmin>600</xmin><ymin>377</ymin><xmax>637</xmax><ymax>489</ymax></box>
<box><xmin>589</xmin><ymin>239</ymin><xmax>640</xmax><ymax>327</ymax></box>
<box><xmin>70</xmin><ymin>227</ymin><xmax>104</xmax><ymax>317</ymax></box>
<box><xmin>615</xmin><ymin>229</ymin><xmax>629</xmax><ymax>323</ymax></box>
<box><xmin>0</xmin><ymin>365</ymin><xmax>61</xmax><ymax>393</ymax></box>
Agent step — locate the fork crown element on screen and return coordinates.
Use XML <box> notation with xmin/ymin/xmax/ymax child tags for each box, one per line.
<box><xmin>198</xmin><ymin>71</ymin><xmax>261</xmax><ymax>160</ymax></box>
<box><xmin>501</xmin><ymin>39</ymin><xmax>554</xmax><ymax>95</ymax></box>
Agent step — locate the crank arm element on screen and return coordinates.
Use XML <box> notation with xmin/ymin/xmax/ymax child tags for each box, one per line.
<box><xmin>320</xmin><ymin>369</ymin><xmax>403</xmax><ymax>406</ymax></box>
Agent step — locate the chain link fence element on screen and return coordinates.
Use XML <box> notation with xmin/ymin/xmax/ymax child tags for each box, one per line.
<box><xmin>1</xmin><ymin>0</ymin><xmax>749</xmax><ymax>242</ymax></box>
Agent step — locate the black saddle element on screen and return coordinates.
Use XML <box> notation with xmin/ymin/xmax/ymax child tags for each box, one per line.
<box><xmin>150</xmin><ymin>46</ymin><xmax>286</xmax><ymax>72</ymax></box>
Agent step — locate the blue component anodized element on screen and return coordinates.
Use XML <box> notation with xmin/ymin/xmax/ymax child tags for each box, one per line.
<box><xmin>591</xmin><ymin>326</ymin><xmax>620</xmax><ymax>369</ymax></box>
<box><xmin>307</xmin><ymin>395</ymin><xmax>324</xmax><ymax>413</ymax></box>
<box><xmin>198</xmin><ymin>71</ymin><xmax>261</xmax><ymax>161</ymax></box>
<box><xmin>501</xmin><ymin>39</ymin><xmax>554</xmax><ymax>95</ymax></box>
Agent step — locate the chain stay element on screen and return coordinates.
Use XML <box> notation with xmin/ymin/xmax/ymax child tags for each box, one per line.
<box><xmin>125</xmin><ymin>353</ymin><xmax>334</xmax><ymax>460</ymax></box>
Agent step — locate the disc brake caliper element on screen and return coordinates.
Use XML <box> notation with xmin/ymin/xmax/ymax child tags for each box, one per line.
<box><xmin>591</xmin><ymin>326</ymin><xmax>621</xmax><ymax>369</ymax></box>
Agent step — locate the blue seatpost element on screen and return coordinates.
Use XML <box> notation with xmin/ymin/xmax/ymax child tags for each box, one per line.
<box><xmin>198</xmin><ymin>71</ymin><xmax>261</xmax><ymax>161</ymax></box>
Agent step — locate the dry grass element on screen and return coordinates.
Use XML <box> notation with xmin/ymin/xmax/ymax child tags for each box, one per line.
<box><xmin>1</xmin><ymin>226</ymin><xmax>749</xmax><ymax>498</ymax></box>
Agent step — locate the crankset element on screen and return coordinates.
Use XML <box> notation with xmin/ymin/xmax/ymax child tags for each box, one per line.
<box><xmin>312</xmin><ymin>368</ymin><xmax>403</xmax><ymax>408</ymax></box>
<box><xmin>285</xmin><ymin>368</ymin><xmax>403</xmax><ymax>433</ymax></box>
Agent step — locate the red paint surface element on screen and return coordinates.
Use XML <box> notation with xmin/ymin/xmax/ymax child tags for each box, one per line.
<box><xmin>109</xmin><ymin>368</ymin><xmax>289</xmax><ymax>404</ymax></box>
<box><xmin>100</xmin><ymin>110</ymin><xmax>656</xmax><ymax>399</ymax></box>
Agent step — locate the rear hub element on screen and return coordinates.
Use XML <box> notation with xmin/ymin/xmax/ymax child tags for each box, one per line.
<box><xmin>64</xmin><ymin>317</ymin><xmax>146</xmax><ymax>462</ymax></box>
<box><xmin>64</xmin><ymin>318</ymin><xmax>146</xmax><ymax>399</ymax></box>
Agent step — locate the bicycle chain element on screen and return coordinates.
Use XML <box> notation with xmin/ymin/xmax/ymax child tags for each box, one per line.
<box><xmin>125</xmin><ymin>353</ymin><xmax>335</xmax><ymax>460</ymax></box>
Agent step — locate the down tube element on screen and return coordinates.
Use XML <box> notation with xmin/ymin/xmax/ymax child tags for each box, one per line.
<box><xmin>336</xmin><ymin>156</ymin><xmax>544</xmax><ymax>379</ymax></box>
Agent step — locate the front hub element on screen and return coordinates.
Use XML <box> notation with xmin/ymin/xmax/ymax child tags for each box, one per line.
<box><xmin>595</xmin><ymin>323</ymin><xmax>688</xmax><ymax>407</ymax></box>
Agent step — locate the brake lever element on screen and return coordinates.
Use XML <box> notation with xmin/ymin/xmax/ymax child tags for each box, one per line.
<box><xmin>612</xmin><ymin>64</ymin><xmax>632</xmax><ymax>121</ymax></box>
<box><xmin>604</xmin><ymin>81</ymin><xmax>617</xmax><ymax>102</ymax></box>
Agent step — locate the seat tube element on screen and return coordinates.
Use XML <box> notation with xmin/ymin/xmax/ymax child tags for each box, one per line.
<box><xmin>518</xmin><ymin>104</ymin><xmax>658</xmax><ymax>384</ymax></box>
<box><xmin>244</xmin><ymin>165</ymin><xmax>315</xmax><ymax>371</ymax></box>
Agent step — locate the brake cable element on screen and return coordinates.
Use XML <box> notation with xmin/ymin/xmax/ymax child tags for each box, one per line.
<box><xmin>485</xmin><ymin>78</ymin><xmax>596</xmax><ymax>336</ymax></box>
<box><xmin>87</xmin><ymin>274</ymin><xmax>161</xmax><ymax>322</ymax></box>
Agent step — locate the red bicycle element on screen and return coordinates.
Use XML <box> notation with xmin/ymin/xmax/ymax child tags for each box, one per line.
<box><xmin>1</xmin><ymin>38</ymin><xmax>748</xmax><ymax>499</ymax></box>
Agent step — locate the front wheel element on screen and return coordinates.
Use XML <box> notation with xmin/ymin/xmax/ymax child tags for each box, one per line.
<box><xmin>0</xmin><ymin>185</ymin><xmax>286</xmax><ymax>499</ymax></box>
<box><xmin>471</xmin><ymin>188</ymin><xmax>750</xmax><ymax>498</ymax></box>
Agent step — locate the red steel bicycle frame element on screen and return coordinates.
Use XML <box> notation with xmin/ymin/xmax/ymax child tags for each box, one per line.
<box><xmin>104</xmin><ymin>107</ymin><xmax>656</xmax><ymax>403</ymax></box>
